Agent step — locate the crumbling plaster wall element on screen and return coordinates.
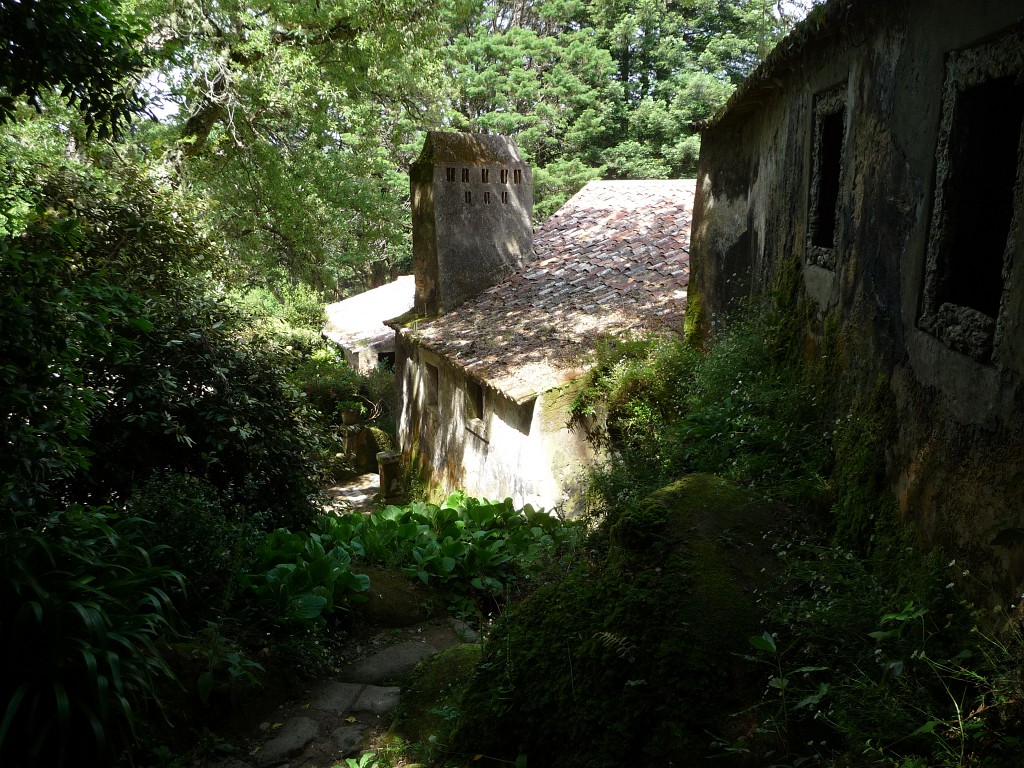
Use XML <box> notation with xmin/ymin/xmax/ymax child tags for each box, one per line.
<box><xmin>394</xmin><ymin>333</ymin><xmax>596</xmax><ymax>512</ymax></box>
<box><xmin>690</xmin><ymin>0</ymin><xmax>1024</xmax><ymax>596</ymax></box>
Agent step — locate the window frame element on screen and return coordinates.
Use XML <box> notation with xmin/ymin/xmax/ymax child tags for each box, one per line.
<box><xmin>806</xmin><ymin>83</ymin><xmax>849</xmax><ymax>271</ymax></box>
<box><xmin>919</xmin><ymin>32</ymin><xmax>1024</xmax><ymax>365</ymax></box>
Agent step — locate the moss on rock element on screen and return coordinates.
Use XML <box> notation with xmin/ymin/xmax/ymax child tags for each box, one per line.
<box><xmin>355</xmin><ymin>567</ymin><xmax>444</xmax><ymax>628</ymax></box>
<box><xmin>451</xmin><ymin>474</ymin><xmax>778</xmax><ymax>767</ymax></box>
<box><xmin>393</xmin><ymin>643</ymin><xmax>482</xmax><ymax>747</ymax></box>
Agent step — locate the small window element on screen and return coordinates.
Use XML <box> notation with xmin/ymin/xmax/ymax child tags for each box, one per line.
<box><xmin>500</xmin><ymin>169</ymin><xmax>509</xmax><ymax>184</ymax></box>
<box><xmin>446</xmin><ymin>167</ymin><xmax>456</xmax><ymax>182</ymax></box>
<box><xmin>484</xmin><ymin>190</ymin><xmax>492</xmax><ymax>204</ymax></box>
<box><xmin>481</xmin><ymin>168</ymin><xmax>490</xmax><ymax>183</ymax></box>
<box><xmin>465</xmin><ymin>190</ymin><xmax>472</xmax><ymax>205</ymax></box>
<box><xmin>513</xmin><ymin>169</ymin><xmax>522</xmax><ymax>184</ymax></box>
<box><xmin>806</xmin><ymin>85</ymin><xmax>847</xmax><ymax>269</ymax></box>
<box><xmin>461</xmin><ymin>168</ymin><xmax>470</xmax><ymax>183</ymax></box>
<box><xmin>424</xmin><ymin>362</ymin><xmax>439</xmax><ymax>408</ymax></box>
<box><xmin>501</xmin><ymin>191</ymin><xmax>509</xmax><ymax>204</ymax></box>
<box><xmin>466</xmin><ymin>380</ymin><xmax>484</xmax><ymax>421</ymax></box>
<box><xmin>920</xmin><ymin>32</ymin><xmax>1024</xmax><ymax>363</ymax></box>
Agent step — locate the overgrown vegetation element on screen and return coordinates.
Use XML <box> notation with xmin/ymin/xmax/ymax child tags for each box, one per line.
<box><xmin>8</xmin><ymin>2</ymin><xmax>1022</xmax><ymax>767</ymax></box>
<box><xmin>571</xmin><ymin>312</ymin><xmax>831</xmax><ymax>510</ymax></box>
<box><xmin>324</xmin><ymin>492</ymin><xmax>579</xmax><ymax>620</ymax></box>
<box><xmin>405</xmin><ymin>298</ymin><xmax>1024</xmax><ymax>768</ymax></box>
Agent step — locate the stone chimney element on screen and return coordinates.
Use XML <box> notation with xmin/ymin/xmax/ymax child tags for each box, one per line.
<box><xmin>410</xmin><ymin>131</ymin><xmax>533</xmax><ymax>316</ymax></box>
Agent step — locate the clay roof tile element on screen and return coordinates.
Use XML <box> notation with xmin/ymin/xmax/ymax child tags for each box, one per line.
<box><xmin>403</xmin><ymin>179</ymin><xmax>694</xmax><ymax>402</ymax></box>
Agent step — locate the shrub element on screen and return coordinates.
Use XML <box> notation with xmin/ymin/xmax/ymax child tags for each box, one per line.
<box><xmin>0</xmin><ymin>131</ymin><xmax>323</xmax><ymax>531</ymax></box>
<box><xmin>0</xmin><ymin>507</ymin><xmax>181</xmax><ymax>766</ymax></box>
<box><xmin>574</xmin><ymin>315</ymin><xmax>831</xmax><ymax>511</ymax></box>
<box><xmin>129</xmin><ymin>473</ymin><xmax>260</xmax><ymax>626</ymax></box>
<box><xmin>290</xmin><ymin>346</ymin><xmax>364</xmax><ymax>420</ymax></box>
<box><xmin>452</xmin><ymin>475</ymin><xmax>777</xmax><ymax>767</ymax></box>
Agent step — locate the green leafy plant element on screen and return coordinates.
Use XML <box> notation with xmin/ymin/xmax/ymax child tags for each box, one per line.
<box><xmin>0</xmin><ymin>507</ymin><xmax>182</xmax><ymax>766</ymax></box>
<box><xmin>129</xmin><ymin>472</ymin><xmax>259</xmax><ymax>626</ymax></box>
<box><xmin>573</xmin><ymin>314</ymin><xmax>831</xmax><ymax>513</ymax></box>
<box><xmin>740</xmin><ymin>630</ymin><xmax>829</xmax><ymax>753</ymax></box>
<box><xmin>188</xmin><ymin>623</ymin><xmax>266</xmax><ymax>707</ymax></box>
<box><xmin>241</xmin><ymin>528</ymin><xmax>371</xmax><ymax>628</ymax></box>
<box><xmin>338</xmin><ymin>752</ymin><xmax>379</xmax><ymax>768</ymax></box>
<box><xmin>319</xmin><ymin>493</ymin><xmax>578</xmax><ymax>619</ymax></box>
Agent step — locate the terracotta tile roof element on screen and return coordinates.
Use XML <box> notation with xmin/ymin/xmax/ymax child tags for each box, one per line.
<box><xmin>324</xmin><ymin>275</ymin><xmax>415</xmax><ymax>351</ymax></box>
<box><xmin>404</xmin><ymin>179</ymin><xmax>694</xmax><ymax>402</ymax></box>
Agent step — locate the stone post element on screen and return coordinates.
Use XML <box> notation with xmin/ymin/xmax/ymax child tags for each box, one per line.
<box><xmin>376</xmin><ymin>451</ymin><xmax>403</xmax><ymax>505</ymax></box>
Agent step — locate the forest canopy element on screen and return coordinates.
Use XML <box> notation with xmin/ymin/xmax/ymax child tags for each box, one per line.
<box><xmin>2</xmin><ymin>0</ymin><xmax>813</xmax><ymax>301</ymax></box>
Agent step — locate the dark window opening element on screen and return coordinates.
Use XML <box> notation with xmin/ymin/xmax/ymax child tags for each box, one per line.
<box><xmin>377</xmin><ymin>352</ymin><xmax>395</xmax><ymax>371</ymax></box>
<box><xmin>936</xmin><ymin>76</ymin><xmax>1024</xmax><ymax>318</ymax></box>
<box><xmin>465</xmin><ymin>190</ymin><xmax>472</xmax><ymax>204</ymax></box>
<box><xmin>501</xmin><ymin>191</ymin><xmax>509</xmax><ymax>204</ymax></box>
<box><xmin>424</xmin><ymin>362</ymin><xmax>439</xmax><ymax>407</ymax></box>
<box><xmin>484</xmin><ymin>190</ymin><xmax>492</xmax><ymax>204</ymax></box>
<box><xmin>446</xmin><ymin>167</ymin><xmax>456</xmax><ymax>182</ymax></box>
<box><xmin>811</xmin><ymin>108</ymin><xmax>845</xmax><ymax>249</ymax></box>
<box><xmin>461</xmin><ymin>168</ymin><xmax>470</xmax><ymax>183</ymax></box>
<box><xmin>466</xmin><ymin>380</ymin><xmax>484</xmax><ymax>421</ymax></box>
<box><xmin>481</xmin><ymin>168</ymin><xmax>490</xmax><ymax>183</ymax></box>
<box><xmin>500</xmin><ymin>169</ymin><xmax>509</xmax><ymax>184</ymax></box>
<box><xmin>920</xmin><ymin>32</ymin><xmax>1024</xmax><ymax>365</ymax></box>
<box><xmin>513</xmin><ymin>169</ymin><xmax>522</xmax><ymax>184</ymax></box>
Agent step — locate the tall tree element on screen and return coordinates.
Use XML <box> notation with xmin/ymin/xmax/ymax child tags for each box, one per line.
<box><xmin>132</xmin><ymin>0</ymin><xmax>466</xmax><ymax>295</ymax></box>
<box><xmin>451</xmin><ymin>0</ymin><xmax>803</xmax><ymax>213</ymax></box>
<box><xmin>0</xmin><ymin>0</ymin><xmax>147</xmax><ymax>136</ymax></box>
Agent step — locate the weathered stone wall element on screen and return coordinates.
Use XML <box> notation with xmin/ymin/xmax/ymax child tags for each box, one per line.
<box><xmin>394</xmin><ymin>332</ymin><xmax>596</xmax><ymax>513</ymax></box>
<box><xmin>410</xmin><ymin>132</ymin><xmax>534</xmax><ymax>316</ymax></box>
<box><xmin>691</xmin><ymin>0</ymin><xmax>1024</xmax><ymax>597</ymax></box>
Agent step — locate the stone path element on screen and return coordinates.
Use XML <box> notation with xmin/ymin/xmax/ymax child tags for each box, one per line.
<box><xmin>222</xmin><ymin>624</ymin><xmax>467</xmax><ymax>768</ymax></box>
<box><xmin>322</xmin><ymin>473</ymin><xmax>380</xmax><ymax>513</ymax></box>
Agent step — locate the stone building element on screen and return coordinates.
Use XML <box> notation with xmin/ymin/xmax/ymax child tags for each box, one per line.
<box><xmin>393</xmin><ymin>130</ymin><xmax>694</xmax><ymax>510</ymax></box>
<box><xmin>323</xmin><ymin>275</ymin><xmax>414</xmax><ymax>373</ymax></box>
<box><xmin>689</xmin><ymin>0</ymin><xmax>1024</xmax><ymax>594</ymax></box>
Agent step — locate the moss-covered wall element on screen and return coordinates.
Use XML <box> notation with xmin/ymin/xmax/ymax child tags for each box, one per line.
<box><xmin>394</xmin><ymin>331</ymin><xmax>598</xmax><ymax>513</ymax></box>
<box><xmin>691</xmin><ymin>0</ymin><xmax>1024</xmax><ymax>599</ymax></box>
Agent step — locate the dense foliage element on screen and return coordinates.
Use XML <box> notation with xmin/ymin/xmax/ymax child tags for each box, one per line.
<box><xmin>0</xmin><ymin>0</ymin><xmax>147</xmax><ymax>134</ymax></box>
<box><xmin>389</xmin><ymin>299</ymin><xmax>1020</xmax><ymax>768</ymax></box>
<box><xmin>0</xmin><ymin>131</ymin><xmax>322</xmax><ymax>529</ymax></box>
<box><xmin>326</xmin><ymin>491</ymin><xmax>578</xmax><ymax>617</ymax></box>
<box><xmin>0</xmin><ymin>125</ymin><xmax>325</xmax><ymax>765</ymax></box>
<box><xmin>571</xmin><ymin>314</ymin><xmax>832</xmax><ymax>509</ymax></box>
<box><xmin>3</xmin><ymin>0</ymin><xmax>817</xmax><ymax>302</ymax></box>
<box><xmin>451</xmin><ymin>0</ymin><xmax>789</xmax><ymax>216</ymax></box>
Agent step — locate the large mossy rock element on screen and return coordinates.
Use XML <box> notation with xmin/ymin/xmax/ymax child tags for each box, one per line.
<box><xmin>393</xmin><ymin>644</ymin><xmax>483</xmax><ymax>746</ymax></box>
<box><xmin>451</xmin><ymin>474</ymin><xmax>778</xmax><ymax>767</ymax></box>
<box><xmin>354</xmin><ymin>567</ymin><xmax>444</xmax><ymax>627</ymax></box>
